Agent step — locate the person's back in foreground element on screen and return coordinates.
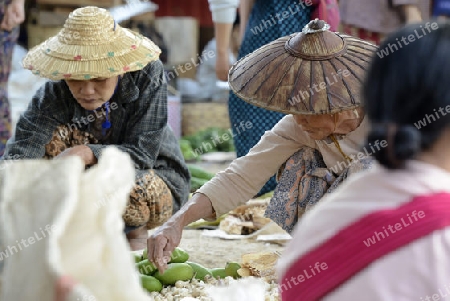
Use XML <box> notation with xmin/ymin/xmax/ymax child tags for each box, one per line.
<box><xmin>277</xmin><ymin>19</ymin><xmax>450</xmax><ymax>301</ymax></box>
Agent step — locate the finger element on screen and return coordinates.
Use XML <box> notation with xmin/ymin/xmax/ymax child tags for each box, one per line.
<box><xmin>162</xmin><ymin>250</ymin><xmax>172</xmax><ymax>264</ymax></box>
<box><xmin>0</xmin><ymin>18</ymin><xmax>10</xmax><ymax>31</ymax></box>
<box><xmin>54</xmin><ymin>275</ymin><xmax>76</xmax><ymax>301</ymax></box>
<box><xmin>148</xmin><ymin>235</ymin><xmax>167</xmax><ymax>269</ymax></box>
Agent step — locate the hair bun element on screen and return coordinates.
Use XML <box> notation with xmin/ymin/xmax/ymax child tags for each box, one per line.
<box><xmin>366</xmin><ymin>124</ymin><xmax>421</xmax><ymax>169</ymax></box>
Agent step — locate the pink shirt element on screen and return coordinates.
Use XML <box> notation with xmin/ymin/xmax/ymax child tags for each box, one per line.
<box><xmin>278</xmin><ymin>160</ymin><xmax>450</xmax><ymax>300</ymax></box>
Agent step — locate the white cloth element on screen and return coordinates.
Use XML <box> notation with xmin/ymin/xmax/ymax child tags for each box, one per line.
<box><xmin>208</xmin><ymin>0</ymin><xmax>239</xmax><ymax>23</ymax></box>
<box><xmin>198</xmin><ymin>114</ymin><xmax>369</xmax><ymax>217</ymax></box>
<box><xmin>277</xmin><ymin>160</ymin><xmax>450</xmax><ymax>301</ymax></box>
<box><xmin>0</xmin><ymin>147</ymin><xmax>151</xmax><ymax>301</ymax></box>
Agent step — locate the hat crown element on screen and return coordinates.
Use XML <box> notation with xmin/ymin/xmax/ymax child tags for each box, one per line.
<box><xmin>285</xmin><ymin>19</ymin><xmax>346</xmax><ymax>60</ymax></box>
<box><xmin>59</xmin><ymin>6</ymin><xmax>117</xmax><ymax>45</ymax></box>
<box><xmin>228</xmin><ymin>19</ymin><xmax>379</xmax><ymax>115</ymax></box>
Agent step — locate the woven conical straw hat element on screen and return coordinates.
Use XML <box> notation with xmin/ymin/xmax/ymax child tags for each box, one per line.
<box><xmin>228</xmin><ymin>19</ymin><xmax>378</xmax><ymax>115</ymax></box>
<box><xmin>23</xmin><ymin>6</ymin><xmax>161</xmax><ymax>81</ymax></box>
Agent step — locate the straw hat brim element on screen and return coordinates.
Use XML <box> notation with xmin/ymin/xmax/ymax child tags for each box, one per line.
<box><xmin>23</xmin><ymin>26</ymin><xmax>161</xmax><ymax>81</ymax></box>
<box><xmin>228</xmin><ymin>26</ymin><xmax>378</xmax><ymax>115</ymax></box>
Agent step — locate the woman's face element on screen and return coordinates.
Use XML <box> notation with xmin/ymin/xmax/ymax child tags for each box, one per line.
<box><xmin>65</xmin><ymin>76</ymin><xmax>119</xmax><ymax>110</ymax></box>
<box><xmin>293</xmin><ymin>109</ymin><xmax>364</xmax><ymax>140</ymax></box>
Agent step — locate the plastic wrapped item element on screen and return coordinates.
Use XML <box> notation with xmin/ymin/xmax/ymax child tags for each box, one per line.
<box><xmin>0</xmin><ymin>147</ymin><xmax>151</xmax><ymax>301</ymax></box>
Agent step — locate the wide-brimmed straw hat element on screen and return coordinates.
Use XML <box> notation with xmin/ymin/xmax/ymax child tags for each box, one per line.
<box><xmin>228</xmin><ymin>19</ymin><xmax>378</xmax><ymax>115</ymax></box>
<box><xmin>23</xmin><ymin>6</ymin><xmax>161</xmax><ymax>81</ymax></box>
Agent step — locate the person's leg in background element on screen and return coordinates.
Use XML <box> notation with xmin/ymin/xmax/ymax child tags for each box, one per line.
<box><xmin>124</xmin><ymin>170</ymin><xmax>174</xmax><ymax>251</ymax></box>
<box><xmin>0</xmin><ymin>30</ymin><xmax>17</xmax><ymax>157</ymax></box>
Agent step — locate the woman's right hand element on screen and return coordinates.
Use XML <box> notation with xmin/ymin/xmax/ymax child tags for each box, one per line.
<box><xmin>147</xmin><ymin>218</ymin><xmax>184</xmax><ymax>273</ymax></box>
<box><xmin>146</xmin><ymin>193</ymin><xmax>216</xmax><ymax>273</ymax></box>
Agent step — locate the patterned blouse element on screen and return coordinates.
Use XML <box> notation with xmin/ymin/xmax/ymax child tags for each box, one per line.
<box><xmin>1</xmin><ymin>60</ymin><xmax>190</xmax><ymax>209</ymax></box>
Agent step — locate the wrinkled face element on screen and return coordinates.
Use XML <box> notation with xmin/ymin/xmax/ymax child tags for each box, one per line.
<box><xmin>65</xmin><ymin>76</ymin><xmax>119</xmax><ymax>110</ymax></box>
<box><xmin>293</xmin><ymin>108</ymin><xmax>364</xmax><ymax>140</ymax></box>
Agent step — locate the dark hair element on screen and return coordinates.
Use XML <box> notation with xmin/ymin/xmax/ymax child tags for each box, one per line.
<box><xmin>363</xmin><ymin>20</ymin><xmax>450</xmax><ymax>169</ymax></box>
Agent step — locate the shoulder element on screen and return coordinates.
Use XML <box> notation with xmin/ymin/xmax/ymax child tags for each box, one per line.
<box><xmin>123</xmin><ymin>60</ymin><xmax>165</xmax><ymax>94</ymax></box>
<box><xmin>31</xmin><ymin>80</ymin><xmax>72</xmax><ymax>112</ymax></box>
<box><xmin>128</xmin><ymin>60</ymin><xmax>164</xmax><ymax>81</ymax></box>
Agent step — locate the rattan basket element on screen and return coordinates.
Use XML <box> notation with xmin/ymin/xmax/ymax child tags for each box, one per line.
<box><xmin>181</xmin><ymin>102</ymin><xmax>231</xmax><ymax>136</ymax></box>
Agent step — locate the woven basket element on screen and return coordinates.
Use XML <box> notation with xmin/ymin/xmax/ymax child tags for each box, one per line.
<box><xmin>181</xmin><ymin>102</ymin><xmax>231</xmax><ymax>136</ymax></box>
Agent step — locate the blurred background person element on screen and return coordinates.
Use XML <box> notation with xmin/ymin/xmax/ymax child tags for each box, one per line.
<box><xmin>177</xmin><ymin>14</ymin><xmax>241</xmax><ymax>101</ymax></box>
<box><xmin>209</xmin><ymin>0</ymin><xmax>313</xmax><ymax>196</ymax></box>
<box><xmin>0</xmin><ymin>0</ymin><xmax>25</xmax><ymax>156</ymax></box>
<box><xmin>339</xmin><ymin>0</ymin><xmax>431</xmax><ymax>45</ymax></box>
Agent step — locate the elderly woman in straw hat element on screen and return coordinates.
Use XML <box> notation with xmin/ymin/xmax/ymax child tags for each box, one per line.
<box><xmin>0</xmin><ymin>6</ymin><xmax>190</xmax><ymax>250</ymax></box>
<box><xmin>148</xmin><ymin>19</ymin><xmax>379</xmax><ymax>271</ymax></box>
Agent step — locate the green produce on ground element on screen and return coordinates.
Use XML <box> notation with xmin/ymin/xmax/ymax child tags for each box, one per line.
<box><xmin>186</xmin><ymin>261</ymin><xmax>213</xmax><ymax>281</ymax></box>
<box><xmin>190</xmin><ymin>176</ymin><xmax>209</xmax><ymax>192</ymax></box>
<box><xmin>186</xmin><ymin>214</ymin><xmax>227</xmax><ymax>229</ymax></box>
<box><xmin>134</xmin><ymin>247</ymin><xmax>245</xmax><ymax>290</ymax></box>
<box><xmin>179</xmin><ymin>139</ymin><xmax>198</xmax><ymax>161</ymax></box>
<box><xmin>225</xmin><ymin>262</ymin><xmax>242</xmax><ymax>279</ymax></box>
<box><xmin>153</xmin><ymin>263</ymin><xmax>195</xmax><ymax>285</ymax></box>
<box><xmin>142</xmin><ymin>248</ymin><xmax>148</xmax><ymax>260</ymax></box>
<box><xmin>187</xmin><ymin>164</ymin><xmax>216</xmax><ymax>192</ymax></box>
<box><xmin>210</xmin><ymin>267</ymin><xmax>227</xmax><ymax>279</ymax></box>
<box><xmin>169</xmin><ymin>247</ymin><xmax>189</xmax><ymax>263</ymax></box>
<box><xmin>136</xmin><ymin>259</ymin><xmax>158</xmax><ymax>276</ymax></box>
<box><xmin>140</xmin><ymin>274</ymin><xmax>163</xmax><ymax>293</ymax></box>
<box><xmin>134</xmin><ymin>253</ymin><xmax>143</xmax><ymax>263</ymax></box>
<box><xmin>181</xmin><ymin>127</ymin><xmax>235</xmax><ymax>160</ymax></box>
<box><xmin>187</xmin><ymin>164</ymin><xmax>215</xmax><ymax>180</ymax></box>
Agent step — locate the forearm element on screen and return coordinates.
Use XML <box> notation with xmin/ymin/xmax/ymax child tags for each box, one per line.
<box><xmin>214</xmin><ymin>22</ymin><xmax>233</xmax><ymax>56</ymax></box>
<box><xmin>11</xmin><ymin>0</ymin><xmax>25</xmax><ymax>4</ymax></box>
<box><xmin>399</xmin><ymin>4</ymin><xmax>422</xmax><ymax>23</ymax></box>
<box><xmin>169</xmin><ymin>193</ymin><xmax>215</xmax><ymax>228</ymax></box>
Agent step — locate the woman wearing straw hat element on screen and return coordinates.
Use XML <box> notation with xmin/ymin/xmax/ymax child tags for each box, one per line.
<box><xmin>148</xmin><ymin>20</ymin><xmax>378</xmax><ymax>271</ymax></box>
<box><xmin>0</xmin><ymin>6</ymin><xmax>190</xmax><ymax>250</ymax></box>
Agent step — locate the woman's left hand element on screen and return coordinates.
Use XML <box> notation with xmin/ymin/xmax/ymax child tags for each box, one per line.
<box><xmin>55</xmin><ymin>145</ymin><xmax>97</xmax><ymax>166</ymax></box>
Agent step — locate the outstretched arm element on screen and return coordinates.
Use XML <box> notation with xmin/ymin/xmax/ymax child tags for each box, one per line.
<box><xmin>147</xmin><ymin>115</ymin><xmax>317</xmax><ymax>272</ymax></box>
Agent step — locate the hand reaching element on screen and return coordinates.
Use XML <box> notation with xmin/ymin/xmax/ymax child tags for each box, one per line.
<box><xmin>147</xmin><ymin>219</ymin><xmax>184</xmax><ymax>273</ymax></box>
